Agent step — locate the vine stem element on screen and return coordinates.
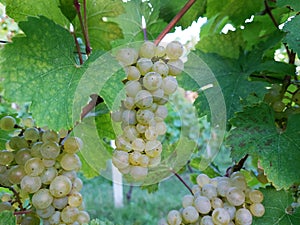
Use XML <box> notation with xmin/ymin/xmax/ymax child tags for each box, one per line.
<box><xmin>80</xmin><ymin>94</ymin><xmax>102</xmax><ymax>120</ymax></box>
<box><xmin>0</xmin><ymin>184</ymin><xmax>25</xmax><ymax>211</ymax></box>
<box><xmin>171</xmin><ymin>169</ymin><xmax>193</xmax><ymax>195</ymax></box>
<box><xmin>154</xmin><ymin>0</ymin><xmax>197</xmax><ymax>45</ymax></box>
<box><xmin>74</xmin><ymin>0</ymin><xmax>92</xmax><ymax>55</ymax></box>
<box><xmin>72</xmin><ymin>31</ymin><xmax>84</xmax><ymax>65</ymax></box>
<box><xmin>225</xmin><ymin>154</ymin><xmax>249</xmax><ymax>177</ymax></box>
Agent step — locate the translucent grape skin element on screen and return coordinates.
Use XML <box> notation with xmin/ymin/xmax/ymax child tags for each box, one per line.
<box><xmin>0</xmin><ymin>116</ymin><xmax>16</xmax><ymax>131</ymax></box>
<box><xmin>167</xmin><ymin>210</ymin><xmax>182</xmax><ymax>225</ymax></box>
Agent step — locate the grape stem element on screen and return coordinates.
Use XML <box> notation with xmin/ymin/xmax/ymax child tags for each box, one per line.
<box><xmin>154</xmin><ymin>0</ymin><xmax>197</xmax><ymax>45</ymax></box>
<box><xmin>74</xmin><ymin>0</ymin><xmax>92</xmax><ymax>56</ymax></box>
<box><xmin>80</xmin><ymin>94</ymin><xmax>103</xmax><ymax>120</ymax></box>
<box><xmin>126</xmin><ymin>184</ymin><xmax>134</xmax><ymax>202</ymax></box>
<box><xmin>171</xmin><ymin>169</ymin><xmax>193</xmax><ymax>195</ymax></box>
<box><xmin>72</xmin><ymin>31</ymin><xmax>84</xmax><ymax>65</ymax></box>
<box><xmin>0</xmin><ymin>184</ymin><xmax>25</xmax><ymax>211</ymax></box>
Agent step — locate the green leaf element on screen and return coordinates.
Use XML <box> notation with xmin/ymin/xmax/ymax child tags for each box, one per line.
<box><xmin>0</xmin><ymin>130</ymin><xmax>10</xmax><ymax>150</ymax></box>
<box><xmin>253</xmin><ymin>187</ymin><xmax>300</xmax><ymax>225</ymax></box>
<box><xmin>140</xmin><ymin>183</ymin><xmax>159</xmax><ymax>193</ymax></box>
<box><xmin>159</xmin><ymin>0</ymin><xmax>206</xmax><ymax>29</ymax></box>
<box><xmin>227</xmin><ymin>103</ymin><xmax>300</xmax><ymax>189</ymax></box>
<box><xmin>0</xmin><ymin>210</ymin><xmax>16</xmax><ymax>225</ymax></box>
<box><xmin>59</xmin><ymin>0</ymin><xmax>77</xmax><ymax>22</ymax></box>
<box><xmin>283</xmin><ymin>15</ymin><xmax>300</xmax><ymax>56</ymax></box>
<box><xmin>76</xmin><ymin>0</ymin><xmax>124</xmax><ymax>50</ymax></box>
<box><xmin>110</xmin><ymin>0</ymin><xmax>167</xmax><ymax>46</ymax></box>
<box><xmin>196</xmin><ymin>30</ymin><xmax>245</xmax><ymax>59</ymax></box>
<box><xmin>277</xmin><ymin>0</ymin><xmax>300</xmax><ymax>11</ymax></box>
<box><xmin>206</xmin><ymin>0</ymin><xmax>264</xmax><ymax>26</ymax></box>
<box><xmin>3</xmin><ymin>0</ymin><xmax>68</xmax><ymax>25</ymax></box>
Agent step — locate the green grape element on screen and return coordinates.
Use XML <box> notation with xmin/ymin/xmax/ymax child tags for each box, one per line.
<box><xmin>20</xmin><ymin>175</ymin><xmax>42</xmax><ymax>193</ymax></box>
<box><xmin>248</xmin><ymin>190</ymin><xmax>264</xmax><ymax>203</ymax></box>
<box><xmin>136</xmin><ymin>109</ymin><xmax>154</xmax><ymax>125</ymax></box>
<box><xmin>63</xmin><ymin>137</ymin><xmax>83</xmax><ymax>154</ymax></box>
<box><xmin>32</xmin><ymin>189</ymin><xmax>53</xmax><ymax>209</ymax></box>
<box><xmin>61</xmin><ymin>206</ymin><xmax>79</xmax><ymax>223</ymax></box>
<box><xmin>15</xmin><ymin>148</ymin><xmax>32</xmax><ymax>165</ymax></box>
<box><xmin>155</xmin><ymin>45</ymin><xmax>166</xmax><ymax>57</ymax></box>
<box><xmin>139</xmin><ymin>41</ymin><xmax>156</xmax><ymax>59</ymax></box>
<box><xmin>143</xmin><ymin>72</ymin><xmax>163</xmax><ymax>91</ymax></box>
<box><xmin>226</xmin><ymin>187</ymin><xmax>245</xmax><ymax>206</ymax></box>
<box><xmin>8</xmin><ymin>136</ymin><xmax>28</xmax><ymax>150</ymax></box>
<box><xmin>24</xmin><ymin>157</ymin><xmax>45</xmax><ymax>176</ymax></box>
<box><xmin>23</xmin><ymin>127</ymin><xmax>40</xmax><ymax>142</ymax></box>
<box><xmin>22</xmin><ymin>117</ymin><xmax>35</xmax><ymax>128</ymax></box>
<box><xmin>40</xmin><ymin>141</ymin><xmax>61</xmax><ymax>159</ymax></box>
<box><xmin>48</xmin><ymin>211</ymin><xmax>61</xmax><ymax>224</ymax></box>
<box><xmin>125</xmin><ymin>66</ymin><xmax>141</xmax><ymax>81</ymax></box>
<box><xmin>161</xmin><ymin>76</ymin><xmax>178</xmax><ymax>95</ymax></box>
<box><xmin>116</xmin><ymin>48</ymin><xmax>138</xmax><ymax>66</ymax></box>
<box><xmin>167</xmin><ymin>59</ymin><xmax>184</xmax><ymax>76</ymax></box>
<box><xmin>122</xmin><ymin>110</ymin><xmax>137</xmax><ymax>125</ymax></box>
<box><xmin>59</xmin><ymin>153</ymin><xmax>81</xmax><ymax>171</ymax></box>
<box><xmin>182</xmin><ymin>206</ymin><xmax>199</xmax><ymax>223</ymax></box>
<box><xmin>212</xmin><ymin>208</ymin><xmax>230</xmax><ymax>225</ymax></box>
<box><xmin>135</xmin><ymin>90</ymin><xmax>153</xmax><ymax>109</ymax></box>
<box><xmin>61</xmin><ymin>170</ymin><xmax>77</xmax><ymax>182</ymax></box>
<box><xmin>0</xmin><ymin>116</ymin><xmax>16</xmax><ymax>131</ymax></box>
<box><xmin>136</xmin><ymin>58</ymin><xmax>153</xmax><ymax>75</ymax></box>
<box><xmin>182</xmin><ymin>194</ymin><xmax>194</xmax><ymax>208</ymax></box>
<box><xmin>235</xmin><ymin>208</ymin><xmax>252</xmax><ymax>225</ymax></box>
<box><xmin>223</xmin><ymin>202</ymin><xmax>236</xmax><ymax>220</ymax></box>
<box><xmin>125</xmin><ymin>81</ymin><xmax>142</xmax><ymax>97</ymax></box>
<box><xmin>0</xmin><ymin>171</ymin><xmax>12</xmax><ymax>186</ymax></box>
<box><xmin>8</xmin><ymin>165</ymin><xmax>26</xmax><ymax>184</ymax></box>
<box><xmin>152</xmin><ymin>61</ymin><xmax>169</xmax><ymax>77</ymax></box>
<box><xmin>36</xmin><ymin>205</ymin><xmax>55</xmax><ymax>219</ymax></box>
<box><xmin>30</xmin><ymin>142</ymin><xmax>43</xmax><ymax>158</ymax></box>
<box><xmin>167</xmin><ymin>210</ymin><xmax>182</xmax><ymax>225</ymax></box>
<box><xmin>77</xmin><ymin>211</ymin><xmax>90</xmax><ymax>224</ymax></box>
<box><xmin>0</xmin><ymin>150</ymin><xmax>14</xmax><ymax>165</ymax></box>
<box><xmin>72</xmin><ymin>177</ymin><xmax>83</xmax><ymax>192</ymax></box>
<box><xmin>42</xmin><ymin>159</ymin><xmax>56</xmax><ymax>168</ymax></box>
<box><xmin>200</xmin><ymin>215</ymin><xmax>214</xmax><ymax>225</ymax></box>
<box><xmin>53</xmin><ymin>196</ymin><xmax>68</xmax><ymax>210</ymax></box>
<box><xmin>49</xmin><ymin>175</ymin><xmax>72</xmax><ymax>198</ymax></box>
<box><xmin>194</xmin><ymin>196</ymin><xmax>211</xmax><ymax>214</ymax></box>
<box><xmin>211</xmin><ymin>197</ymin><xmax>224</xmax><ymax>209</ymax></box>
<box><xmin>249</xmin><ymin>203</ymin><xmax>265</xmax><ymax>217</ymax></box>
<box><xmin>132</xmin><ymin>138</ymin><xmax>146</xmax><ymax>152</ymax></box>
<box><xmin>40</xmin><ymin>167</ymin><xmax>57</xmax><ymax>184</ymax></box>
<box><xmin>20</xmin><ymin>214</ymin><xmax>40</xmax><ymax>225</ymax></box>
<box><xmin>202</xmin><ymin>184</ymin><xmax>218</xmax><ymax>200</ymax></box>
<box><xmin>68</xmin><ymin>191</ymin><xmax>83</xmax><ymax>207</ymax></box>
<box><xmin>42</xmin><ymin>130</ymin><xmax>60</xmax><ymax>143</ymax></box>
<box><xmin>144</xmin><ymin>140</ymin><xmax>162</xmax><ymax>157</ymax></box>
<box><xmin>166</xmin><ymin>41</ymin><xmax>184</xmax><ymax>59</ymax></box>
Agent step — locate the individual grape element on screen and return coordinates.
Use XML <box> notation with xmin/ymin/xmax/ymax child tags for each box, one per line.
<box><xmin>191</xmin><ymin>185</ymin><xmax>201</xmax><ymax>195</ymax></box>
<box><xmin>40</xmin><ymin>167</ymin><xmax>57</xmax><ymax>185</ymax></box>
<box><xmin>123</xmin><ymin>126</ymin><xmax>139</xmax><ymax>141</ymax></box>
<box><xmin>144</xmin><ymin>140</ymin><xmax>162</xmax><ymax>157</ymax></box>
<box><xmin>48</xmin><ymin>211</ymin><xmax>61</xmax><ymax>225</ymax></box>
<box><xmin>8</xmin><ymin>165</ymin><xmax>26</xmax><ymax>184</ymax></box>
<box><xmin>194</xmin><ymin>196</ymin><xmax>211</xmax><ymax>214</ymax></box>
<box><xmin>42</xmin><ymin>130</ymin><xmax>60</xmax><ymax>143</ymax></box>
<box><xmin>24</xmin><ymin>157</ymin><xmax>44</xmax><ymax>176</ymax></box>
<box><xmin>60</xmin><ymin>153</ymin><xmax>81</xmax><ymax>171</ymax></box>
<box><xmin>77</xmin><ymin>210</ymin><xmax>90</xmax><ymax>224</ymax></box>
<box><xmin>122</xmin><ymin>109</ymin><xmax>137</xmax><ymax>125</ymax></box>
<box><xmin>136</xmin><ymin>109</ymin><xmax>154</xmax><ymax>125</ymax></box>
<box><xmin>212</xmin><ymin>208</ymin><xmax>230</xmax><ymax>225</ymax></box>
<box><xmin>123</xmin><ymin>96</ymin><xmax>135</xmax><ymax>109</ymax></box>
<box><xmin>0</xmin><ymin>116</ymin><xmax>16</xmax><ymax>131</ymax></box>
<box><xmin>68</xmin><ymin>191</ymin><xmax>83</xmax><ymax>207</ymax></box>
<box><xmin>115</xmin><ymin>136</ymin><xmax>132</xmax><ymax>151</ymax></box>
<box><xmin>231</xmin><ymin>174</ymin><xmax>247</xmax><ymax>191</ymax></box>
<box><xmin>20</xmin><ymin>213</ymin><xmax>40</xmax><ymax>225</ymax></box>
<box><xmin>61</xmin><ymin>170</ymin><xmax>77</xmax><ymax>182</ymax></box>
<box><xmin>145</xmin><ymin>126</ymin><xmax>158</xmax><ymax>140</ymax></box>
<box><xmin>49</xmin><ymin>175</ymin><xmax>72</xmax><ymax>198</ymax></box>
<box><xmin>200</xmin><ymin>215</ymin><xmax>214</xmax><ymax>225</ymax></box>
<box><xmin>20</xmin><ymin>175</ymin><xmax>42</xmax><ymax>193</ymax></box>
<box><xmin>136</xmin><ymin>123</ymin><xmax>148</xmax><ymax>134</ymax></box>
<box><xmin>30</xmin><ymin>142</ymin><xmax>43</xmax><ymax>158</ymax></box>
<box><xmin>40</xmin><ymin>141</ymin><xmax>60</xmax><ymax>159</ymax></box>
<box><xmin>125</xmin><ymin>80</ymin><xmax>142</xmax><ymax>97</ymax></box>
<box><xmin>155</xmin><ymin>45</ymin><xmax>166</xmax><ymax>57</ymax></box>
<box><xmin>116</xmin><ymin>48</ymin><xmax>138</xmax><ymax>66</ymax></box>
<box><xmin>132</xmin><ymin>138</ymin><xmax>145</xmax><ymax>151</ymax></box>
<box><xmin>130</xmin><ymin>166</ymin><xmax>148</xmax><ymax>180</ymax></box>
<box><xmin>152</xmin><ymin>61</ymin><xmax>169</xmax><ymax>77</ymax></box>
<box><xmin>63</xmin><ymin>137</ymin><xmax>83</xmax><ymax>153</ymax></box>
<box><xmin>167</xmin><ymin>59</ymin><xmax>184</xmax><ymax>76</ymax></box>
<box><xmin>126</xmin><ymin>66</ymin><xmax>141</xmax><ymax>81</ymax></box>
<box><xmin>139</xmin><ymin>41</ymin><xmax>156</xmax><ymax>58</ymax></box>
<box><xmin>8</xmin><ymin>136</ymin><xmax>28</xmax><ymax>150</ymax></box>
<box><xmin>22</xmin><ymin>117</ymin><xmax>35</xmax><ymax>128</ymax></box>
<box><xmin>61</xmin><ymin>206</ymin><xmax>80</xmax><ymax>223</ymax></box>
<box><xmin>42</xmin><ymin>159</ymin><xmax>55</xmax><ymax>168</ymax></box>
<box><xmin>135</xmin><ymin>90</ymin><xmax>153</xmax><ymax>109</ymax></box>
<box><xmin>111</xmin><ymin>110</ymin><xmax>123</xmax><ymax>122</ymax></box>
<box><xmin>151</xmin><ymin>88</ymin><xmax>164</xmax><ymax>102</ymax></box>
<box><xmin>155</xmin><ymin>121</ymin><xmax>167</xmax><ymax>135</ymax></box>
<box><xmin>202</xmin><ymin>184</ymin><xmax>218</xmax><ymax>200</ymax></box>
<box><xmin>0</xmin><ymin>150</ymin><xmax>14</xmax><ymax>165</ymax></box>
<box><xmin>182</xmin><ymin>194</ymin><xmax>194</xmax><ymax>208</ymax></box>
<box><xmin>161</xmin><ymin>76</ymin><xmax>178</xmax><ymax>95</ymax></box>
<box><xmin>211</xmin><ymin>197</ymin><xmax>223</xmax><ymax>209</ymax></box>
<box><xmin>182</xmin><ymin>206</ymin><xmax>199</xmax><ymax>223</ymax></box>
<box><xmin>226</xmin><ymin>187</ymin><xmax>245</xmax><ymax>206</ymax></box>
<box><xmin>32</xmin><ymin>189</ymin><xmax>53</xmax><ymax>209</ymax></box>
<box><xmin>143</xmin><ymin>72</ymin><xmax>163</xmax><ymax>91</ymax></box>
<box><xmin>167</xmin><ymin>210</ymin><xmax>182</xmax><ymax>225</ymax></box>
<box><xmin>129</xmin><ymin>151</ymin><xmax>142</xmax><ymax>166</ymax></box>
<box><xmin>249</xmin><ymin>203</ymin><xmax>265</xmax><ymax>217</ymax></box>
<box><xmin>112</xmin><ymin>150</ymin><xmax>129</xmax><ymax>169</ymax></box>
<box><xmin>72</xmin><ymin>177</ymin><xmax>83</xmax><ymax>192</ymax></box>
<box><xmin>23</xmin><ymin>127</ymin><xmax>40</xmax><ymax>142</ymax></box>
<box><xmin>136</xmin><ymin>58</ymin><xmax>153</xmax><ymax>75</ymax></box>
<box><xmin>196</xmin><ymin>174</ymin><xmax>211</xmax><ymax>188</ymax></box>
<box><xmin>155</xmin><ymin>105</ymin><xmax>168</xmax><ymax>119</ymax></box>
<box><xmin>52</xmin><ymin>196</ymin><xmax>68</xmax><ymax>210</ymax></box>
<box><xmin>138</xmin><ymin>154</ymin><xmax>150</xmax><ymax>167</ymax></box>
<box><xmin>217</xmin><ymin>179</ymin><xmax>232</xmax><ymax>197</ymax></box>
<box><xmin>15</xmin><ymin>148</ymin><xmax>32</xmax><ymax>165</ymax></box>
<box><xmin>166</xmin><ymin>41</ymin><xmax>184</xmax><ymax>59</ymax></box>
<box><xmin>235</xmin><ymin>208</ymin><xmax>252</xmax><ymax>225</ymax></box>
<box><xmin>223</xmin><ymin>202</ymin><xmax>236</xmax><ymax>220</ymax></box>
<box><xmin>0</xmin><ymin>171</ymin><xmax>12</xmax><ymax>186</ymax></box>
<box><xmin>248</xmin><ymin>189</ymin><xmax>264</xmax><ymax>203</ymax></box>
<box><xmin>36</xmin><ymin>205</ymin><xmax>55</xmax><ymax>219</ymax></box>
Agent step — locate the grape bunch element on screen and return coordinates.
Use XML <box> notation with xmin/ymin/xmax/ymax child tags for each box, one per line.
<box><xmin>159</xmin><ymin>172</ymin><xmax>265</xmax><ymax>225</ymax></box>
<box><xmin>111</xmin><ymin>41</ymin><xmax>184</xmax><ymax>180</ymax></box>
<box><xmin>0</xmin><ymin>117</ymin><xmax>90</xmax><ymax>225</ymax></box>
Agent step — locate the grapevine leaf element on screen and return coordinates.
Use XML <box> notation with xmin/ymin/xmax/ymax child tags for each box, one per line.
<box><xmin>0</xmin><ymin>211</ymin><xmax>15</xmax><ymax>225</ymax></box>
<box><xmin>206</xmin><ymin>0</ymin><xmax>264</xmax><ymax>26</ymax></box>
<box><xmin>159</xmin><ymin>0</ymin><xmax>206</xmax><ymax>29</ymax></box>
<box><xmin>0</xmin><ymin>130</ymin><xmax>10</xmax><ymax>150</ymax></box>
<box><xmin>283</xmin><ymin>15</ymin><xmax>300</xmax><ymax>56</ymax></box>
<box><xmin>3</xmin><ymin>0</ymin><xmax>69</xmax><ymax>25</ymax></box>
<box><xmin>253</xmin><ymin>187</ymin><xmax>300</xmax><ymax>225</ymax></box>
<box><xmin>196</xmin><ymin>30</ymin><xmax>245</xmax><ymax>59</ymax></box>
<box><xmin>59</xmin><ymin>0</ymin><xmax>77</xmax><ymax>22</ymax></box>
<box><xmin>140</xmin><ymin>183</ymin><xmax>159</xmax><ymax>193</ymax></box>
<box><xmin>110</xmin><ymin>0</ymin><xmax>167</xmax><ymax>46</ymax></box>
<box><xmin>277</xmin><ymin>0</ymin><xmax>300</xmax><ymax>11</ymax></box>
<box><xmin>76</xmin><ymin>0</ymin><xmax>124</xmax><ymax>50</ymax></box>
<box><xmin>227</xmin><ymin>104</ymin><xmax>300</xmax><ymax>189</ymax></box>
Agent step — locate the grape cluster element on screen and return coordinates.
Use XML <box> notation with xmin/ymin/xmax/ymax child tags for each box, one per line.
<box><xmin>159</xmin><ymin>172</ymin><xmax>265</xmax><ymax>225</ymax></box>
<box><xmin>111</xmin><ymin>41</ymin><xmax>184</xmax><ymax>180</ymax></box>
<box><xmin>0</xmin><ymin>118</ymin><xmax>90</xmax><ymax>225</ymax></box>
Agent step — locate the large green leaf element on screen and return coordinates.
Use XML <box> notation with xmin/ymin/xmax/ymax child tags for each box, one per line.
<box><xmin>159</xmin><ymin>0</ymin><xmax>206</xmax><ymax>29</ymax></box>
<box><xmin>283</xmin><ymin>15</ymin><xmax>300</xmax><ymax>56</ymax></box>
<box><xmin>253</xmin><ymin>187</ymin><xmax>300</xmax><ymax>225</ymax></box>
<box><xmin>277</xmin><ymin>0</ymin><xmax>300</xmax><ymax>11</ymax></box>
<box><xmin>110</xmin><ymin>0</ymin><xmax>167</xmax><ymax>45</ymax></box>
<box><xmin>3</xmin><ymin>0</ymin><xmax>68</xmax><ymax>25</ymax></box>
<box><xmin>227</xmin><ymin>104</ymin><xmax>300</xmax><ymax>189</ymax></box>
<box><xmin>0</xmin><ymin>16</ymin><xmax>126</xmax><ymax>130</ymax></box>
<box><xmin>0</xmin><ymin>211</ymin><xmax>15</xmax><ymax>225</ymax></box>
<box><xmin>76</xmin><ymin>0</ymin><xmax>124</xmax><ymax>50</ymax></box>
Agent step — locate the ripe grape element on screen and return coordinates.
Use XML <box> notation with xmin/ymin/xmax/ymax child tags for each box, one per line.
<box><xmin>24</xmin><ymin>127</ymin><xmax>40</xmax><ymax>142</ymax></box>
<box><xmin>8</xmin><ymin>165</ymin><xmax>26</xmax><ymax>184</ymax></box>
<box><xmin>0</xmin><ymin>150</ymin><xmax>14</xmax><ymax>165</ymax></box>
<box><xmin>182</xmin><ymin>206</ymin><xmax>199</xmax><ymax>223</ymax></box>
<box><xmin>63</xmin><ymin>136</ymin><xmax>83</xmax><ymax>153</ymax></box>
<box><xmin>235</xmin><ymin>208</ymin><xmax>252</xmax><ymax>225</ymax></box>
<box><xmin>212</xmin><ymin>207</ymin><xmax>230</xmax><ymax>225</ymax></box>
<box><xmin>32</xmin><ymin>189</ymin><xmax>53</xmax><ymax>209</ymax></box>
<box><xmin>249</xmin><ymin>203</ymin><xmax>265</xmax><ymax>217</ymax></box>
<box><xmin>49</xmin><ymin>175</ymin><xmax>72</xmax><ymax>198</ymax></box>
<box><xmin>167</xmin><ymin>210</ymin><xmax>182</xmax><ymax>225</ymax></box>
<box><xmin>0</xmin><ymin>115</ymin><xmax>16</xmax><ymax>130</ymax></box>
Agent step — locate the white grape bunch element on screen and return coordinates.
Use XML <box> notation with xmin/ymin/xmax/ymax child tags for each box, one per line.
<box><xmin>159</xmin><ymin>172</ymin><xmax>265</xmax><ymax>225</ymax></box>
<box><xmin>0</xmin><ymin>117</ymin><xmax>90</xmax><ymax>225</ymax></box>
<box><xmin>112</xmin><ymin>41</ymin><xmax>184</xmax><ymax>180</ymax></box>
